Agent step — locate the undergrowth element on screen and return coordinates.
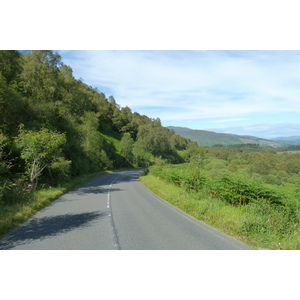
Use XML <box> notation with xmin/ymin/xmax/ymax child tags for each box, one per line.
<box><xmin>140</xmin><ymin>164</ymin><xmax>300</xmax><ymax>250</ymax></box>
<box><xmin>0</xmin><ymin>171</ymin><xmax>108</xmax><ymax>239</ymax></box>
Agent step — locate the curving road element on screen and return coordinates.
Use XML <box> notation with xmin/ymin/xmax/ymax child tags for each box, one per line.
<box><xmin>0</xmin><ymin>169</ymin><xmax>251</xmax><ymax>250</ymax></box>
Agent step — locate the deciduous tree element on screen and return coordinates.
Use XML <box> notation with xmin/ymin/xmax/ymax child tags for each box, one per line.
<box><xmin>15</xmin><ymin>126</ymin><xmax>67</xmax><ymax>189</ymax></box>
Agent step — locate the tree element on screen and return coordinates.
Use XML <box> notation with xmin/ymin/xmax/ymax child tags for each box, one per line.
<box><xmin>186</xmin><ymin>141</ymin><xmax>206</xmax><ymax>162</ymax></box>
<box><xmin>78</xmin><ymin>111</ymin><xmax>113</xmax><ymax>170</ymax></box>
<box><xmin>20</xmin><ymin>50</ymin><xmax>62</xmax><ymax>102</ymax></box>
<box><xmin>120</xmin><ymin>132</ymin><xmax>134</xmax><ymax>164</ymax></box>
<box><xmin>15</xmin><ymin>126</ymin><xmax>67</xmax><ymax>189</ymax></box>
<box><xmin>249</xmin><ymin>151</ymin><xmax>278</xmax><ymax>175</ymax></box>
<box><xmin>137</xmin><ymin>122</ymin><xmax>173</xmax><ymax>157</ymax></box>
<box><xmin>0</xmin><ymin>72</ymin><xmax>28</xmax><ymax>134</ymax></box>
<box><xmin>0</xmin><ymin>131</ymin><xmax>12</xmax><ymax>200</ymax></box>
<box><xmin>132</xmin><ymin>139</ymin><xmax>153</xmax><ymax>167</ymax></box>
<box><xmin>0</xmin><ymin>50</ymin><xmax>22</xmax><ymax>84</ymax></box>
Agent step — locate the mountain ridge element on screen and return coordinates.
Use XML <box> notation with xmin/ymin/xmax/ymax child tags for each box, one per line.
<box><xmin>270</xmin><ymin>136</ymin><xmax>300</xmax><ymax>145</ymax></box>
<box><xmin>167</xmin><ymin>126</ymin><xmax>290</xmax><ymax>147</ymax></box>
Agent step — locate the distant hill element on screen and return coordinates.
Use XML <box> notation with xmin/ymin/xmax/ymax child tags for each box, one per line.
<box><xmin>167</xmin><ymin>126</ymin><xmax>288</xmax><ymax>147</ymax></box>
<box><xmin>271</xmin><ymin>136</ymin><xmax>300</xmax><ymax>145</ymax></box>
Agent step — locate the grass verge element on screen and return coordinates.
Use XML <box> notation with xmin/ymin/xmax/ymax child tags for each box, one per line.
<box><xmin>139</xmin><ymin>173</ymin><xmax>300</xmax><ymax>250</ymax></box>
<box><xmin>0</xmin><ymin>171</ymin><xmax>109</xmax><ymax>240</ymax></box>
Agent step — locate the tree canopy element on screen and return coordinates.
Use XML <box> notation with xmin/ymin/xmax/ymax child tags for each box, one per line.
<box><xmin>0</xmin><ymin>50</ymin><xmax>193</xmax><ymax>196</ymax></box>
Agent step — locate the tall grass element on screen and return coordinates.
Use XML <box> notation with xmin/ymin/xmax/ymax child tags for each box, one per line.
<box><xmin>140</xmin><ymin>166</ymin><xmax>300</xmax><ymax>250</ymax></box>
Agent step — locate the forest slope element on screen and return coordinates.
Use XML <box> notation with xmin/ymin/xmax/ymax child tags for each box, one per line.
<box><xmin>0</xmin><ymin>50</ymin><xmax>194</xmax><ymax>200</ymax></box>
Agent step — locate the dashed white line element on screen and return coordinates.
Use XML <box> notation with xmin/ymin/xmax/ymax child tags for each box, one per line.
<box><xmin>107</xmin><ymin>193</ymin><xmax>110</xmax><ymax>209</ymax></box>
<box><xmin>106</xmin><ymin>176</ymin><xmax>119</xmax><ymax>210</ymax></box>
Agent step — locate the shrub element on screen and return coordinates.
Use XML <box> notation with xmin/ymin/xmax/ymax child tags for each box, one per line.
<box><xmin>263</xmin><ymin>174</ymin><xmax>282</xmax><ymax>185</ymax></box>
<box><xmin>208</xmin><ymin>175</ymin><xmax>284</xmax><ymax>206</ymax></box>
<box><xmin>48</xmin><ymin>157</ymin><xmax>72</xmax><ymax>184</ymax></box>
<box><xmin>204</xmin><ymin>159</ymin><xmax>227</xmax><ymax>171</ymax></box>
<box><xmin>15</xmin><ymin>126</ymin><xmax>67</xmax><ymax>189</ymax></box>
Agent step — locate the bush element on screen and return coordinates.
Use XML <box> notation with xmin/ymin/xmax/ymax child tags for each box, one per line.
<box><xmin>263</xmin><ymin>174</ymin><xmax>282</xmax><ymax>185</ymax></box>
<box><xmin>48</xmin><ymin>157</ymin><xmax>72</xmax><ymax>184</ymax></box>
<box><xmin>0</xmin><ymin>180</ymin><xmax>13</xmax><ymax>203</ymax></box>
<box><xmin>208</xmin><ymin>175</ymin><xmax>284</xmax><ymax>206</ymax></box>
<box><xmin>204</xmin><ymin>159</ymin><xmax>227</xmax><ymax>171</ymax></box>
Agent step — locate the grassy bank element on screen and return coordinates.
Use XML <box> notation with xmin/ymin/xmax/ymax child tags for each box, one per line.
<box><xmin>139</xmin><ymin>171</ymin><xmax>300</xmax><ymax>250</ymax></box>
<box><xmin>0</xmin><ymin>171</ymin><xmax>111</xmax><ymax>239</ymax></box>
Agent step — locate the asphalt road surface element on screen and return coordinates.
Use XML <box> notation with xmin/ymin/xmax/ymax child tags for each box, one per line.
<box><xmin>0</xmin><ymin>169</ymin><xmax>251</xmax><ymax>250</ymax></box>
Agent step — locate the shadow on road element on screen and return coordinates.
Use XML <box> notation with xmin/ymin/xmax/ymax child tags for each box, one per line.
<box><xmin>0</xmin><ymin>211</ymin><xmax>107</xmax><ymax>250</ymax></box>
<box><xmin>70</xmin><ymin>186</ymin><xmax>122</xmax><ymax>197</ymax></box>
<box><xmin>63</xmin><ymin>169</ymin><xmax>144</xmax><ymax>197</ymax></box>
<box><xmin>113</xmin><ymin>170</ymin><xmax>143</xmax><ymax>184</ymax></box>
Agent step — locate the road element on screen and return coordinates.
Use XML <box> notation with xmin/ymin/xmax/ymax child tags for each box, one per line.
<box><xmin>0</xmin><ymin>169</ymin><xmax>251</xmax><ymax>250</ymax></box>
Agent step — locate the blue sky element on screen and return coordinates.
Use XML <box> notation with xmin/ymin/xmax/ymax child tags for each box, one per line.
<box><xmin>57</xmin><ymin>50</ymin><xmax>300</xmax><ymax>139</ymax></box>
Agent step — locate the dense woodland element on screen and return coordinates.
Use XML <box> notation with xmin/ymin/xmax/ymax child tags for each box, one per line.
<box><xmin>0</xmin><ymin>50</ymin><xmax>194</xmax><ymax>201</ymax></box>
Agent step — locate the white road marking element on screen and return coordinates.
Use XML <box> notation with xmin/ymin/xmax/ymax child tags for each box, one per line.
<box><xmin>106</xmin><ymin>175</ymin><xmax>119</xmax><ymax>209</ymax></box>
<box><xmin>107</xmin><ymin>193</ymin><xmax>110</xmax><ymax>208</ymax></box>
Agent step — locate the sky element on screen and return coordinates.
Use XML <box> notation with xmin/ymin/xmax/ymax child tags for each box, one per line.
<box><xmin>57</xmin><ymin>50</ymin><xmax>300</xmax><ymax>139</ymax></box>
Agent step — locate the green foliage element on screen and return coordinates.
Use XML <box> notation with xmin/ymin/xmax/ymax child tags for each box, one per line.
<box><xmin>0</xmin><ymin>170</ymin><xmax>107</xmax><ymax>239</ymax></box>
<box><xmin>136</xmin><ymin>122</ymin><xmax>173</xmax><ymax>157</ymax></box>
<box><xmin>0</xmin><ymin>132</ymin><xmax>13</xmax><ymax>201</ymax></box>
<box><xmin>248</xmin><ymin>151</ymin><xmax>278</xmax><ymax>175</ymax></box>
<box><xmin>48</xmin><ymin>157</ymin><xmax>72</xmax><ymax>184</ymax></box>
<box><xmin>145</xmin><ymin>162</ymin><xmax>300</xmax><ymax>249</ymax></box>
<box><xmin>0</xmin><ymin>132</ymin><xmax>11</xmax><ymax>176</ymax></box>
<box><xmin>150</xmin><ymin>163</ymin><xmax>208</xmax><ymax>192</ymax></box>
<box><xmin>15</xmin><ymin>126</ymin><xmax>67</xmax><ymax>188</ymax></box>
<box><xmin>79</xmin><ymin>111</ymin><xmax>106</xmax><ymax>170</ymax></box>
<box><xmin>0</xmin><ymin>50</ymin><xmax>22</xmax><ymax>84</ymax></box>
<box><xmin>186</xmin><ymin>142</ymin><xmax>206</xmax><ymax>162</ymax></box>
<box><xmin>239</xmin><ymin>202</ymin><xmax>299</xmax><ymax>239</ymax></box>
<box><xmin>20</xmin><ymin>50</ymin><xmax>61</xmax><ymax>102</ymax></box>
<box><xmin>209</xmin><ymin>175</ymin><xmax>284</xmax><ymax>206</ymax></box>
<box><xmin>153</xmin><ymin>156</ymin><xmax>167</xmax><ymax>167</ymax></box>
<box><xmin>120</xmin><ymin>132</ymin><xmax>134</xmax><ymax>165</ymax></box>
<box><xmin>204</xmin><ymin>158</ymin><xmax>227</xmax><ymax>171</ymax></box>
<box><xmin>0</xmin><ymin>72</ymin><xmax>27</xmax><ymax>134</ymax></box>
<box><xmin>1</xmin><ymin>50</ymin><xmax>192</xmax><ymax>195</ymax></box>
<box><xmin>132</xmin><ymin>139</ymin><xmax>154</xmax><ymax>167</ymax></box>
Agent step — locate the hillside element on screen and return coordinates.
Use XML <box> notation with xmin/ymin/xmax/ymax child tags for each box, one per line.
<box><xmin>0</xmin><ymin>50</ymin><xmax>192</xmax><ymax>197</ymax></box>
<box><xmin>271</xmin><ymin>136</ymin><xmax>300</xmax><ymax>145</ymax></box>
<box><xmin>168</xmin><ymin>126</ymin><xmax>288</xmax><ymax>147</ymax></box>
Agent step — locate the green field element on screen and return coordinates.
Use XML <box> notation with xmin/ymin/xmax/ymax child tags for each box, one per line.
<box><xmin>140</xmin><ymin>150</ymin><xmax>300</xmax><ymax>250</ymax></box>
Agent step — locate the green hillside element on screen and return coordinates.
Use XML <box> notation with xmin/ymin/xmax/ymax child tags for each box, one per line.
<box><xmin>168</xmin><ymin>126</ymin><xmax>288</xmax><ymax>147</ymax></box>
<box><xmin>0</xmin><ymin>50</ymin><xmax>193</xmax><ymax>199</ymax></box>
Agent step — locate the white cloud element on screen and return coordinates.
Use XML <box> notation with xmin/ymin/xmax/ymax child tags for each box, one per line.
<box><xmin>58</xmin><ymin>50</ymin><xmax>300</xmax><ymax>137</ymax></box>
<box><xmin>209</xmin><ymin>118</ymin><xmax>249</xmax><ymax>123</ymax></box>
<box><xmin>210</xmin><ymin>123</ymin><xmax>300</xmax><ymax>139</ymax></box>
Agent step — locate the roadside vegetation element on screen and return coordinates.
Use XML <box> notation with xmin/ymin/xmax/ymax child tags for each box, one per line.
<box><xmin>0</xmin><ymin>50</ymin><xmax>192</xmax><ymax>238</ymax></box>
<box><xmin>140</xmin><ymin>146</ymin><xmax>300</xmax><ymax>250</ymax></box>
<box><xmin>0</xmin><ymin>170</ymin><xmax>109</xmax><ymax>239</ymax></box>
